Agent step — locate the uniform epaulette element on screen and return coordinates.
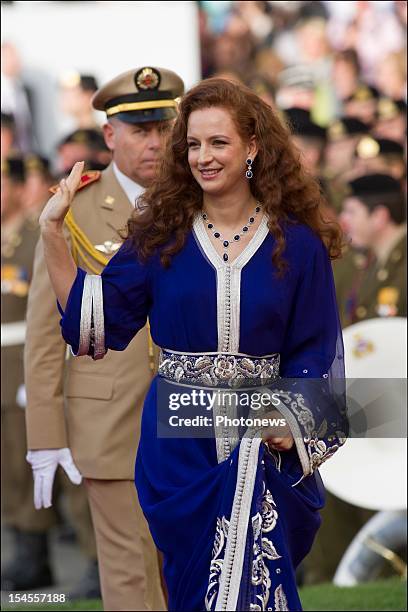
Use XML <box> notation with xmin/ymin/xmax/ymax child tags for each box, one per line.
<box><xmin>49</xmin><ymin>170</ymin><xmax>101</xmax><ymax>195</ymax></box>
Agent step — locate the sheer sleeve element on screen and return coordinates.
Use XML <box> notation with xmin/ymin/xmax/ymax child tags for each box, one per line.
<box><xmin>269</xmin><ymin>236</ymin><xmax>348</xmax><ymax>478</ymax></box>
<box><xmin>58</xmin><ymin>240</ymin><xmax>150</xmax><ymax>359</ymax></box>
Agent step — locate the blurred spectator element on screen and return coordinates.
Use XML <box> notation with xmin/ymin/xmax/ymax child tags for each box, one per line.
<box><xmin>59</xmin><ymin>71</ymin><xmax>100</xmax><ymax>130</ymax></box>
<box><xmin>1</xmin><ymin>112</ymin><xmax>17</xmax><ymax>159</ymax></box>
<box><xmin>324</xmin><ymin>116</ymin><xmax>369</xmax><ymax>178</ymax></box>
<box><xmin>246</xmin><ymin>74</ymin><xmax>276</xmax><ymax>108</ymax></box>
<box><xmin>295</xmin><ymin>16</ymin><xmax>331</xmax><ymax>67</ymax></box>
<box><xmin>212</xmin><ymin>31</ymin><xmax>255</xmax><ymax>80</ymax></box>
<box><xmin>293</xmin><ymin>16</ymin><xmax>337</xmax><ymax>125</ymax></box>
<box><xmin>336</xmin><ymin>1</ymin><xmax>405</xmax><ymax>85</ymax></box>
<box><xmin>375</xmin><ymin>50</ymin><xmax>407</xmax><ymax>100</ymax></box>
<box><xmin>1</xmin><ymin>42</ymin><xmax>35</xmax><ymax>153</ymax></box>
<box><xmin>275</xmin><ymin>65</ymin><xmax>316</xmax><ymax>111</ymax></box>
<box><xmin>56</xmin><ymin>128</ymin><xmax>111</xmax><ymax>175</ymax></box>
<box><xmin>23</xmin><ymin>154</ymin><xmax>54</xmax><ymax>218</ymax></box>
<box><xmin>373</xmin><ymin>97</ymin><xmax>407</xmax><ymax>143</ymax></box>
<box><xmin>253</xmin><ymin>48</ymin><xmax>284</xmax><ymax>91</ymax></box>
<box><xmin>332</xmin><ymin>49</ymin><xmax>379</xmax><ymax>124</ymax></box>
<box><xmin>332</xmin><ymin>49</ymin><xmax>361</xmax><ymax>101</ymax></box>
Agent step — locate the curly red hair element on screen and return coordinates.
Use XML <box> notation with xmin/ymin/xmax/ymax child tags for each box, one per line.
<box><xmin>125</xmin><ymin>78</ymin><xmax>343</xmax><ymax>273</ymax></box>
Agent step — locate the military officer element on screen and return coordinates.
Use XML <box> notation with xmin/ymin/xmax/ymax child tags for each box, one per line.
<box><xmin>340</xmin><ymin>173</ymin><xmax>406</xmax><ymax>324</ymax></box>
<box><xmin>25</xmin><ymin>66</ymin><xmax>184</xmax><ymax>611</ymax></box>
<box><xmin>1</xmin><ymin>156</ymin><xmax>51</xmax><ymax>588</ymax></box>
<box><xmin>1</xmin><ymin>155</ymin><xmax>99</xmax><ymax>595</ymax></box>
<box><xmin>1</xmin><ymin>156</ymin><xmax>49</xmax><ymax>588</ymax></box>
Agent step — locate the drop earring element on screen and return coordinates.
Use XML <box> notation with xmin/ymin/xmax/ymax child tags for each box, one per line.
<box><xmin>246</xmin><ymin>158</ymin><xmax>253</xmax><ymax>179</ymax></box>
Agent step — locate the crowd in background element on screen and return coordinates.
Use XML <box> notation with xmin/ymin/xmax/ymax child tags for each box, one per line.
<box><xmin>2</xmin><ymin>2</ymin><xmax>407</xmax><ymax>225</ymax></box>
<box><xmin>1</xmin><ymin>0</ymin><xmax>407</xmax><ymax>598</ymax></box>
<box><xmin>198</xmin><ymin>0</ymin><xmax>407</xmax><ymax>330</ymax></box>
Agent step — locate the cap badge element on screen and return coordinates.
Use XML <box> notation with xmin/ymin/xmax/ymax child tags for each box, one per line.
<box><xmin>354</xmin><ymin>86</ymin><xmax>371</xmax><ymax>102</ymax></box>
<box><xmin>378</xmin><ymin>98</ymin><xmax>397</xmax><ymax>120</ymax></box>
<box><xmin>26</xmin><ymin>156</ymin><xmax>43</xmax><ymax>172</ymax></box>
<box><xmin>357</xmin><ymin>136</ymin><xmax>380</xmax><ymax>159</ymax></box>
<box><xmin>135</xmin><ymin>67</ymin><xmax>160</xmax><ymax>91</ymax></box>
<box><xmin>329</xmin><ymin>121</ymin><xmax>345</xmax><ymax>140</ymax></box>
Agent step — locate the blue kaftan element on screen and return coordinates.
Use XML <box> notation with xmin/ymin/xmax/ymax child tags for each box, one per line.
<box><xmin>59</xmin><ymin>214</ymin><xmax>347</xmax><ymax>611</ymax></box>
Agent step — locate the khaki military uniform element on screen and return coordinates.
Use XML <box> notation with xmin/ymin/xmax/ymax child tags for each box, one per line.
<box><xmin>332</xmin><ymin>245</ymin><xmax>374</xmax><ymax>329</ymax></box>
<box><xmin>24</xmin><ymin>163</ymin><xmax>165</xmax><ymax>611</ymax></box>
<box><xmin>1</xmin><ymin>217</ymin><xmax>42</xmax><ymax>529</ymax></box>
<box><xmin>1</xmin><ymin>215</ymin><xmax>97</xmax><ymax>558</ymax></box>
<box><xmin>334</xmin><ymin>232</ymin><xmax>406</xmax><ymax>328</ymax></box>
<box><xmin>350</xmin><ymin>233</ymin><xmax>406</xmax><ymax>322</ymax></box>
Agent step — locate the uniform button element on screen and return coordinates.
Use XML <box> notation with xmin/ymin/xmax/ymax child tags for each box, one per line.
<box><xmin>354</xmin><ymin>254</ymin><xmax>367</xmax><ymax>269</ymax></box>
<box><xmin>377</xmin><ymin>269</ymin><xmax>389</xmax><ymax>282</ymax></box>
<box><xmin>356</xmin><ymin>306</ymin><xmax>367</xmax><ymax>319</ymax></box>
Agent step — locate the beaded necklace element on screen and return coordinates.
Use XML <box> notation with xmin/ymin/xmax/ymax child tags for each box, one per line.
<box><xmin>202</xmin><ymin>204</ymin><xmax>261</xmax><ymax>262</ymax></box>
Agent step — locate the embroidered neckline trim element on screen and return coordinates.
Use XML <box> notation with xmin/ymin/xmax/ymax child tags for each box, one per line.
<box><xmin>193</xmin><ymin>212</ymin><xmax>270</xmax><ymax>270</ymax></box>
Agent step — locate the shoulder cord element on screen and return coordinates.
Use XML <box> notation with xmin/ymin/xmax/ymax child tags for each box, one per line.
<box><xmin>65</xmin><ymin>209</ymin><xmax>155</xmax><ymax>372</ymax></box>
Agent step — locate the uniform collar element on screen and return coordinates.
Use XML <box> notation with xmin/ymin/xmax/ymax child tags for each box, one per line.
<box><xmin>112</xmin><ymin>162</ymin><xmax>144</xmax><ymax>208</ymax></box>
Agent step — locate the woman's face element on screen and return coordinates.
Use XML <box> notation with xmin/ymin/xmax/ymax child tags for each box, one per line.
<box><xmin>187</xmin><ymin>106</ymin><xmax>256</xmax><ymax>197</ymax></box>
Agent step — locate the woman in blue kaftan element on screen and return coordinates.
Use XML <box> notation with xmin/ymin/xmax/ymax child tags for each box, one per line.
<box><xmin>46</xmin><ymin>78</ymin><xmax>348</xmax><ymax>612</ymax></box>
<box><xmin>60</xmin><ymin>214</ymin><xmax>347</xmax><ymax>611</ymax></box>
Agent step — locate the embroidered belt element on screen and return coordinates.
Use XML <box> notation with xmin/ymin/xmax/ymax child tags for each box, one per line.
<box><xmin>158</xmin><ymin>348</ymin><xmax>280</xmax><ymax>388</ymax></box>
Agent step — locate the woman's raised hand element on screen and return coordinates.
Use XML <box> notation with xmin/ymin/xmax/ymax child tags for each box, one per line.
<box><xmin>39</xmin><ymin>161</ymin><xmax>84</xmax><ymax>232</ymax></box>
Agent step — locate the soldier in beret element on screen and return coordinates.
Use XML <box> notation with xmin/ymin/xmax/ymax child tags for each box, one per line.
<box><xmin>374</xmin><ymin>97</ymin><xmax>407</xmax><ymax>144</ymax></box>
<box><xmin>332</xmin><ymin>50</ymin><xmax>379</xmax><ymax>125</ymax></box>
<box><xmin>56</xmin><ymin>128</ymin><xmax>112</xmax><ymax>175</ymax></box>
<box><xmin>23</xmin><ymin>154</ymin><xmax>54</xmax><ymax>219</ymax></box>
<box><xmin>1</xmin><ymin>156</ymin><xmax>44</xmax><ymax>588</ymax></box>
<box><xmin>324</xmin><ymin>116</ymin><xmax>370</xmax><ymax>180</ymax></box>
<box><xmin>284</xmin><ymin>107</ymin><xmax>327</xmax><ymax>177</ymax></box>
<box><xmin>352</xmin><ymin>136</ymin><xmax>405</xmax><ymax>181</ymax></box>
<box><xmin>340</xmin><ymin>173</ymin><xmax>406</xmax><ymax>325</ymax></box>
<box><xmin>24</xmin><ymin>66</ymin><xmax>183</xmax><ymax>611</ymax></box>
<box><xmin>1</xmin><ymin>155</ymin><xmax>100</xmax><ymax>596</ymax></box>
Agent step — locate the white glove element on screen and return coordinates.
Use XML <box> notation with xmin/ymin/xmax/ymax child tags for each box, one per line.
<box><xmin>26</xmin><ymin>448</ymin><xmax>82</xmax><ymax>510</ymax></box>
